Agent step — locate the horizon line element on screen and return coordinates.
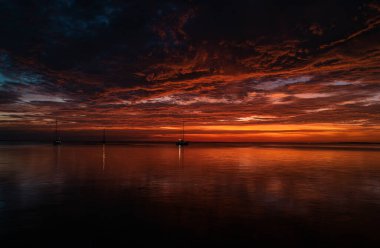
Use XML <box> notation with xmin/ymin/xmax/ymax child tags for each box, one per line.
<box><xmin>1</xmin><ymin>140</ymin><xmax>380</xmax><ymax>145</ymax></box>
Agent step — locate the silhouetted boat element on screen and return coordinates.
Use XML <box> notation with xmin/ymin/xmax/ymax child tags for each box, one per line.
<box><xmin>176</xmin><ymin>122</ymin><xmax>189</xmax><ymax>146</ymax></box>
<box><xmin>102</xmin><ymin>128</ymin><xmax>106</xmax><ymax>144</ymax></box>
<box><xmin>53</xmin><ymin>120</ymin><xmax>61</xmax><ymax>145</ymax></box>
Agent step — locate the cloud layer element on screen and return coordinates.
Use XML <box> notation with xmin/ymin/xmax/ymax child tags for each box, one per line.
<box><xmin>0</xmin><ymin>0</ymin><xmax>379</xmax><ymax>141</ymax></box>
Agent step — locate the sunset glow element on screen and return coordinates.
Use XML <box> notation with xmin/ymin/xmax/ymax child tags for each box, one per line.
<box><xmin>0</xmin><ymin>1</ymin><xmax>379</xmax><ymax>142</ymax></box>
<box><xmin>1</xmin><ymin>1</ymin><xmax>380</xmax><ymax>247</ymax></box>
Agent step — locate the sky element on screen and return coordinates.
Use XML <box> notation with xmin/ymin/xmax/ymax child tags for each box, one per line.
<box><xmin>0</xmin><ymin>0</ymin><xmax>379</xmax><ymax>142</ymax></box>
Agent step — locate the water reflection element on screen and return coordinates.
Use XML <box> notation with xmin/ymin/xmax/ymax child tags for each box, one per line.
<box><xmin>54</xmin><ymin>145</ymin><xmax>61</xmax><ymax>169</ymax></box>
<box><xmin>0</xmin><ymin>144</ymin><xmax>380</xmax><ymax>247</ymax></box>
<box><xmin>102</xmin><ymin>144</ymin><xmax>106</xmax><ymax>171</ymax></box>
<box><xmin>178</xmin><ymin>146</ymin><xmax>184</xmax><ymax>167</ymax></box>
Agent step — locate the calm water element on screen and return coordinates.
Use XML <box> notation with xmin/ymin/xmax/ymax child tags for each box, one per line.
<box><xmin>0</xmin><ymin>144</ymin><xmax>380</xmax><ymax>247</ymax></box>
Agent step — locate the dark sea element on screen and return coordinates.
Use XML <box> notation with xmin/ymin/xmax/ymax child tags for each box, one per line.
<box><xmin>0</xmin><ymin>143</ymin><xmax>379</xmax><ymax>247</ymax></box>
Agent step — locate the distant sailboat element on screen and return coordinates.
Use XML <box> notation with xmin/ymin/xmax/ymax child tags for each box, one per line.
<box><xmin>53</xmin><ymin>120</ymin><xmax>62</xmax><ymax>145</ymax></box>
<box><xmin>102</xmin><ymin>128</ymin><xmax>106</xmax><ymax>144</ymax></box>
<box><xmin>176</xmin><ymin>122</ymin><xmax>189</xmax><ymax>146</ymax></box>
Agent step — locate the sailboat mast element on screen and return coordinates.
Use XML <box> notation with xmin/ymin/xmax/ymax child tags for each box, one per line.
<box><xmin>53</xmin><ymin>119</ymin><xmax>61</xmax><ymax>145</ymax></box>
<box><xmin>55</xmin><ymin>120</ymin><xmax>58</xmax><ymax>141</ymax></box>
<box><xmin>182</xmin><ymin>121</ymin><xmax>185</xmax><ymax>140</ymax></box>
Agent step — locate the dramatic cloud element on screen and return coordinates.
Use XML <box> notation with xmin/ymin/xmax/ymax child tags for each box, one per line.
<box><xmin>0</xmin><ymin>0</ymin><xmax>379</xmax><ymax>142</ymax></box>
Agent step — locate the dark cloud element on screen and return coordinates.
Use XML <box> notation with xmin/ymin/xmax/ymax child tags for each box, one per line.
<box><xmin>0</xmin><ymin>89</ymin><xmax>19</xmax><ymax>104</ymax></box>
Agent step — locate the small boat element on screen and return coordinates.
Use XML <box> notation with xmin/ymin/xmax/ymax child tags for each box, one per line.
<box><xmin>176</xmin><ymin>122</ymin><xmax>189</xmax><ymax>146</ymax></box>
<box><xmin>53</xmin><ymin>120</ymin><xmax>62</xmax><ymax>145</ymax></box>
<box><xmin>176</xmin><ymin>139</ymin><xmax>189</xmax><ymax>146</ymax></box>
<box><xmin>102</xmin><ymin>128</ymin><xmax>106</xmax><ymax>144</ymax></box>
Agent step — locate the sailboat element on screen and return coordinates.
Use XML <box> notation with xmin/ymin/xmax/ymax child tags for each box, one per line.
<box><xmin>53</xmin><ymin>120</ymin><xmax>62</xmax><ymax>145</ymax></box>
<box><xmin>102</xmin><ymin>128</ymin><xmax>106</xmax><ymax>144</ymax></box>
<box><xmin>176</xmin><ymin>122</ymin><xmax>189</xmax><ymax>146</ymax></box>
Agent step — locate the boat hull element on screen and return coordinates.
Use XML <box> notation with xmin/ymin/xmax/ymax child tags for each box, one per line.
<box><xmin>176</xmin><ymin>141</ymin><xmax>189</xmax><ymax>146</ymax></box>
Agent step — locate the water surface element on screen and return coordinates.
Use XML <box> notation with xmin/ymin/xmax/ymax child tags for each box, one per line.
<box><xmin>0</xmin><ymin>144</ymin><xmax>379</xmax><ymax>247</ymax></box>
